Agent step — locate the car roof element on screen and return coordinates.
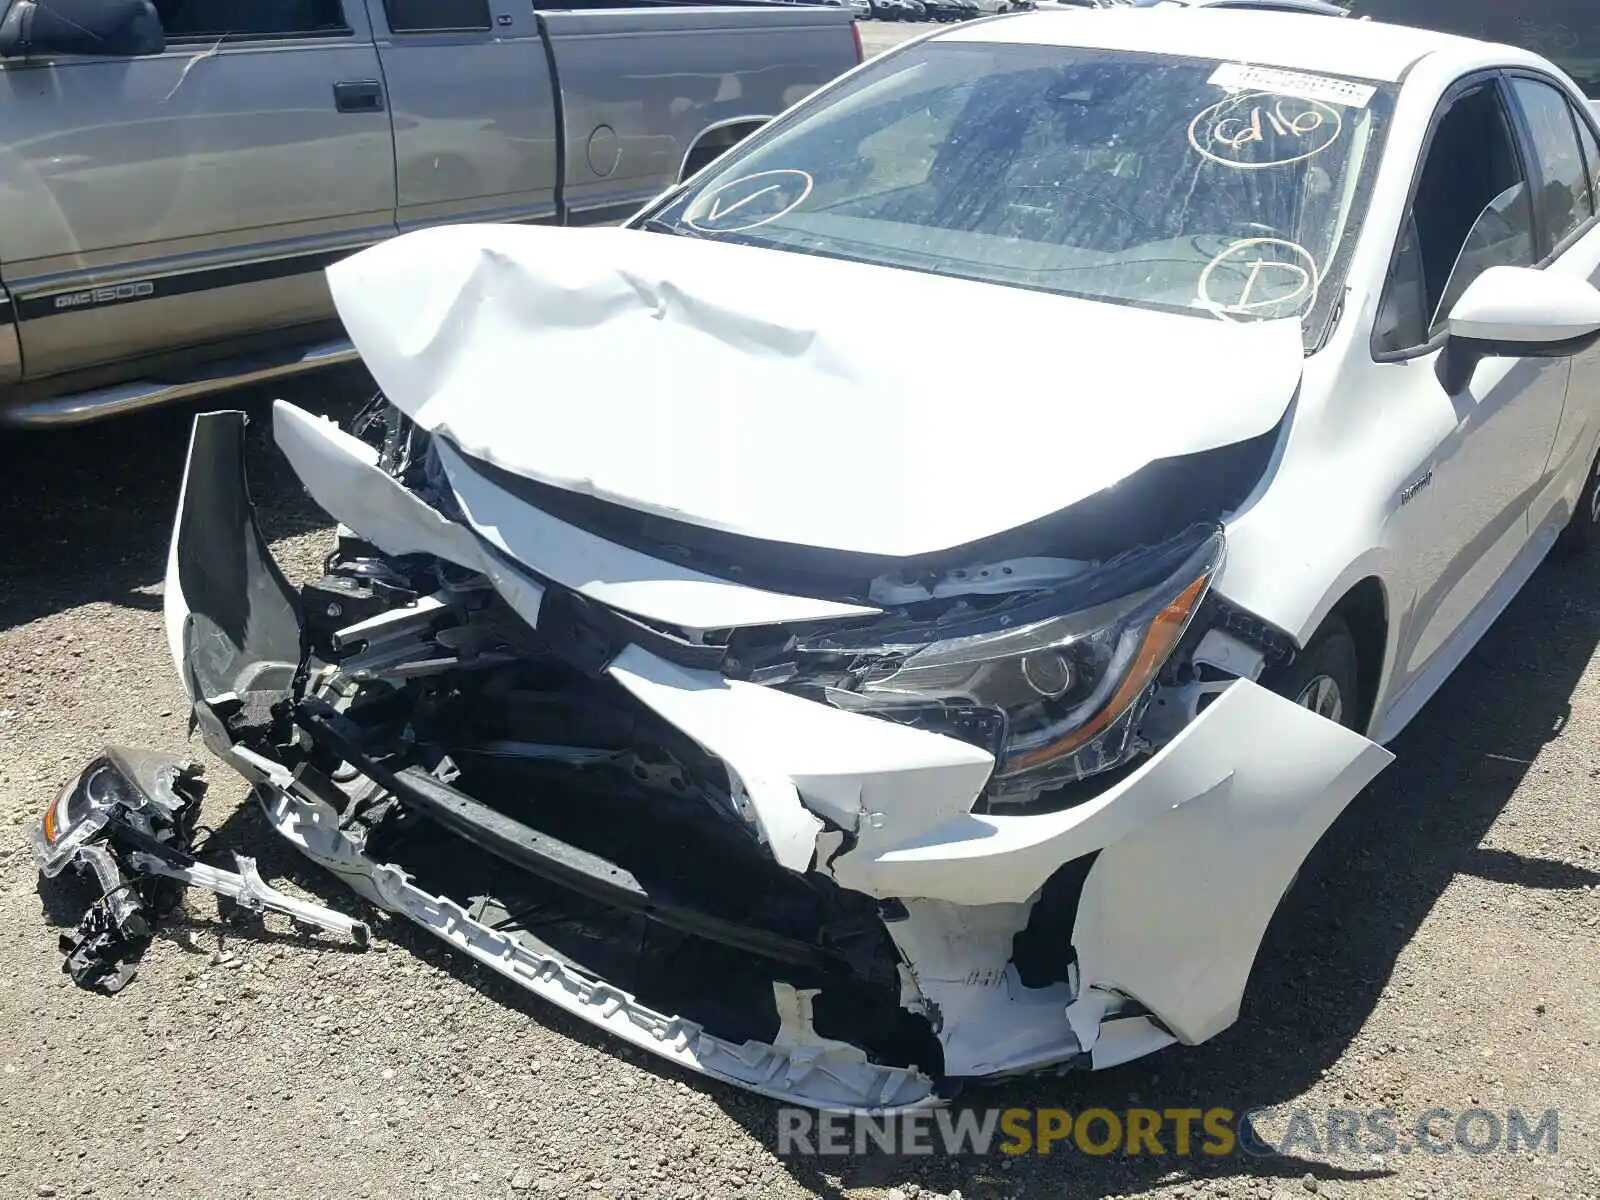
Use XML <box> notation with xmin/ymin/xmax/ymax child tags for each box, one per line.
<box><xmin>1141</xmin><ymin>0</ymin><xmax>1348</xmax><ymax>14</ymax></box>
<box><xmin>940</xmin><ymin>6</ymin><xmax>1502</xmax><ymax>83</ymax></box>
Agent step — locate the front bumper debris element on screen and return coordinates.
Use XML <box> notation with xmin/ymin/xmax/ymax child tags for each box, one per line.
<box><xmin>29</xmin><ymin>747</ymin><xmax>368</xmax><ymax>993</ymax></box>
<box><xmin>156</xmin><ymin>403</ymin><xmax>1393</xmax><ymax>1110</ymax></box>
<box><xmin>243</xmin><ymin>753</ymin><xmax>938</xmax><ymax>1109</ymax></box>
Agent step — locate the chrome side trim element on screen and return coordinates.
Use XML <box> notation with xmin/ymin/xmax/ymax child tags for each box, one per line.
<box><xmin>0</xmin><ymin>339</ymin><xmax>359</xmax><ymax>428</ymax></box>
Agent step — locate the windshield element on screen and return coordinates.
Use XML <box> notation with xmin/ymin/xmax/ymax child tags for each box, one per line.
<box><xmin>644</xmin><ymin>44</ymin><xmax>1394</xmax><ymax>344</ymax></box>
<box><xmin>1351</xmin><ymin>0</ymin><xmax>1599</xmax><ymax>97</ymax></box>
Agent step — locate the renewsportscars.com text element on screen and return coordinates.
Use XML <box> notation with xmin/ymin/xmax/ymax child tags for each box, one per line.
<box><xmin>777</xmin><ymin>1106</ymin><xmax>1559</xmax><ymax>1159</ymax></box>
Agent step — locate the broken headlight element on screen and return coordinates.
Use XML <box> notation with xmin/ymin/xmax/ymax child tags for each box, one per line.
<box><xmin>812</xmin><ymin>525</ymin><xmax>1223</xmax><ymax>798</ymax></box>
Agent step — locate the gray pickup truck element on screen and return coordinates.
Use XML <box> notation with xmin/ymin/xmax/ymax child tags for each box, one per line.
<box><xmin>0</xmin><ymin>0</ymin><xmax>860</xmax><ymax>427</ymax></box>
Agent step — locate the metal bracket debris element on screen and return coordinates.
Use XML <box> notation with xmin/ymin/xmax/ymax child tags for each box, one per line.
<box><xmin>29</xmin><ymin>747</ymin><xmax>369</xmax><ymax>993</ymax></box>
<box><xmin>126</xmin><ymin>850</ymin><xmax>369</xmax><ymax>945</ymax></box>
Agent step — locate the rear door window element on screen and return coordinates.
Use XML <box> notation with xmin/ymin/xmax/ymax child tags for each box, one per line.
<box><xmin>1509</xmin><ymin>75</ymin><xmax>1597</xmax><ymax>254</ymax></box>
<box><xmin>1576</xmin><ymin>106</ymin><xmax>1600</xmax><ymax>210</ymax></box>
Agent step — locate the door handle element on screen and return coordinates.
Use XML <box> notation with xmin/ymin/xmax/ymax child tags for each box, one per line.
<box><xmin>333</xmin><ymin>80</ymin><xmax>385</xmax><ymax>114</ymax></box>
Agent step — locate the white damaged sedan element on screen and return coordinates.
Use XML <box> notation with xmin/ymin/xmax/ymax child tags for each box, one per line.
<box><xmin>155</xmin><ymin>9</ymin><xmax>1600</xmax><ymax>1108</ymax></box>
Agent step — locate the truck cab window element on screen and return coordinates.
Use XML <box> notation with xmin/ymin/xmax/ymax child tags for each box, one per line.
<box><xmin>385</xmin><ymin>0</ymin><xmax>492</xmax><ymax>33</ymax></box>
<box><xmin>154</xmin><ymin>0</ymin><xmax>347</xmax><ymax>38</ymax></box>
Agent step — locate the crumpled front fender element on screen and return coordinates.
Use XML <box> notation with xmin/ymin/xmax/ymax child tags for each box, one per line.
<box><xmin>829</xmin><ymin>679</ymin><xmax>1392</xmax><ymax>910</ymax></box>
<box><xmin>1064</xmin><ymin>681</ymin><xmax>1393</xmax><ymax>1047</ymax></box>
<box><xmin>599</xmin><ymin>644</ymin><xmax>1393</xmax><ymax>1061</ymax></box>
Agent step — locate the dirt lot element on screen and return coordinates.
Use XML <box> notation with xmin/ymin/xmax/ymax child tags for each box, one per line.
<box><xmin>859</xmin><ymin>19</ymin><xmax>932</xmax><ymax>57</ymax></box>
<box><xmin>2</xmin><ymin>26</ymin><xmax>1599</xmax><ymax>1198</ymax></box>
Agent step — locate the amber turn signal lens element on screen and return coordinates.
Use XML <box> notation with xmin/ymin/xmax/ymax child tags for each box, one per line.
<box><xmin>1005</xmin><ymin>571</ymin><xmax>1211</xmax><ymax>771</ymax></box>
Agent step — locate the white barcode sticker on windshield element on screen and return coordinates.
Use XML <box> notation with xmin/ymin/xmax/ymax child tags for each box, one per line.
<box><xmin>1208</xmin><ymin>63</ymin><xmax>1376</xmax><ymax>109</ymax></box>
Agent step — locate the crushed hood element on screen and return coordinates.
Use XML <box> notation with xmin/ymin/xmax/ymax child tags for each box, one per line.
<box><xmin>327</xmin><ymin>224</ymin><xmax>1305</xmax><ymax>559</ymax></box>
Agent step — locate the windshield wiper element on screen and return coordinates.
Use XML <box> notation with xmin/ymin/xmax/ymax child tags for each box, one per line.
<box><xmin>639</xmin><ymin>217</ymin><xmax>705</xmax><ymax>240</ymax></box>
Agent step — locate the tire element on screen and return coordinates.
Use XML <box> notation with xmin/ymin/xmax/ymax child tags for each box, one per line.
<box><xmin>1556</xmin><ymin>444</ymin><xmax>1600</xmax><ymax>557</ymax></box>
<box><xmin>1258</xmin><ymin>616</ymin><xmax>1360</xmax><ymax>905</ymax></box>
<box><xmin>1261</xmin><ymin>616</ymin><xmax>1360</xmax><ymax>731</ymax></box>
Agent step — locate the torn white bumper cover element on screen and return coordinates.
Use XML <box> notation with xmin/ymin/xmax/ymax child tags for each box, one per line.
<box><xmin>160</xmin><ymin>226</ymin><xmax>1390</xmax><ymax>1111</ymax></box>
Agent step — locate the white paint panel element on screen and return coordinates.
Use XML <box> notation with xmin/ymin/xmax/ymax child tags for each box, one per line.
<box><xmin>271</xmin><ymin>401</ymin><xmax>548</xmax><ymax>633</ymax></box>
<box><xmin>885</xmin><ymin>899</ymin><xmax>1080</xmax><ymax>1078</ymax></box>
<box><xmin>274</xmin><ymin>402</ymin><xmax>492</xmax><ymax>570</ymax></box>
<box><xmin>832</xmin><ymin>680</ymin><xmax>1389</xmax><ymax>910</ymax></box>
<box><xmin>1087</xmin><ymin>1016</ymin><xmax>1178</xmax><ymax>1070</ymax></box>
<box><xmin>326</xmin><ymin>222</ymin><xmax>1305</xmax><ymax>557</ymax></box>
<box><xmin>1446</xmin><ymin>264</ymin><xmax>1600</xmax><ymax>344</ymax></box>
<box><xmin>1071</xmin><ymin>680</ymin><xmax>1392</xmax><ymax>1045</ymax></box>
<box><xmin>163</xmin><ymin>416</ymin><xmax>204</xmax><ymax>700</ymax></box>
<box><xmin>434</xmin><ymin>440</ymin><xmax>877</xmax><ymax>631</ymax></box>
<box><xmin>944</xmin><ymin>7</ymin><xmax>1499</xmax><ymax>85</ymax></box>
<box><xmin>606</xmin><ymin>644</ymin><xmax>996</xmax><ymax>865</ymax></box>
<box><xmin>275</xmin><ymin>400</ymin><xmax>869</xmax><ymax>635</ymax></box>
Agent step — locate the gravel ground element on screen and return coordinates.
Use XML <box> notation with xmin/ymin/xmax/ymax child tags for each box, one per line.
<box><xmin>3</xmin><ymin>26</ymin><xmax>1599</xmax><ymax>1196</ymax></box>
<box><xmin>860</xmin><ymin>19</ymin><xmax>931</xmax><ymax>57</ymax></box>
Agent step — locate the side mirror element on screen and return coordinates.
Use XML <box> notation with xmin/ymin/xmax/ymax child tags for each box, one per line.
<box><xmin>1438</xmin><ymin>265</ymin><xmax>1600</xmax><ymax>393</ymax></box>
<box><xmin>0</xmin><ymin>0</ymin><xmax>166</xmax><ymax>59</ymax></box>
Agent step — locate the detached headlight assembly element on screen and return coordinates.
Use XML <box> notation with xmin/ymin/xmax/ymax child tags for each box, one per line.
<box><xmin>807</xmin><ymin>525</ymin><xmax>1224</xmax><ymax>800</ymax></box>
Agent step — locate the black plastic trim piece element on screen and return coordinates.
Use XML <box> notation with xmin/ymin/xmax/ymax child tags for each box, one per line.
<box><xmin>567</xmin><ymin>200</ymin><xmax>647</xmax><ymax>227</ymax></box>
<box><xmin>467</xmin><ymin>532</ymin><xmax>727</xmax><ymax>671</ymax></box>
<box><xmin>1207</xmin><ymin>594</ymin><xmax>1298</xmax><ymax>668</ymax></box>
<box><xmin>173</xmin><ymin>411</ymin><xmax>303</xmax><ymax>707</ymax></box>
<box><xmin>295</xmin><ymin>704</ymin><xmax>840</xmax><ymax>973</ymax></box>
<box><xmin>535</xmin><ymin>13</ymin><xmax>568</xmax><ymax>228</ymax></box>
<box><xmin>333</xmin><ymin>79</ymin><xmax>386</xmax><ymax>114</ymax></box>
<box><xmin>450</xmin><ymin>431</ymin><xmax>1281</xmax><ymax>609</ymax></box>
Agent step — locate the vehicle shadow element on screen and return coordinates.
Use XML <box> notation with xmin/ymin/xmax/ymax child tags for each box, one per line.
<box><xmin>0</xmin><ymin>369</ymin><xmax>373</xmax><ymax>635</ymax></box>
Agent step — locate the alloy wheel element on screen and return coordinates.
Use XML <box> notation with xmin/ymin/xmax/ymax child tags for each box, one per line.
<box><xmin>1295</xmin><ymin>674</ymin><xmax>1344</xmax><ymax>724</ymax></box>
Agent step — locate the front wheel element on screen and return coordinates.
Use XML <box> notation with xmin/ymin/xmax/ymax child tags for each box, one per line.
<box><xmin>1262</xmin><ymin>617</ymin><xmax>1360</xmax><ymax>731</ymax></box>
<box><xmin>1258</xmin><ymin>616</ymin><xmax>1360</xmax><ymax>904</ymax></box>
<box><xmin>1556</xmin><ymin>443</ymin><xmax>1600</xmax><ymax>557</ymax></box>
